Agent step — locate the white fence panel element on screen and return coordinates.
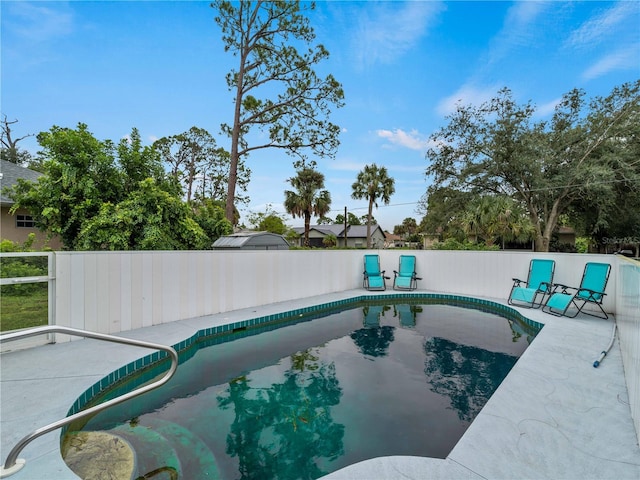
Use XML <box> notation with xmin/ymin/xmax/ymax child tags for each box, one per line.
<box><xmin>616</xmin><ymin>258</ymin><xmax>640</xmax><ymax>443</ymax></box>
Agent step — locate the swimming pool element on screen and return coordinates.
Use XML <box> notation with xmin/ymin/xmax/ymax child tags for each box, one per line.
<box><xmin>61</xmin><ymin>296</ymin><xmax>541</xmax><ymax>480</ymax></box>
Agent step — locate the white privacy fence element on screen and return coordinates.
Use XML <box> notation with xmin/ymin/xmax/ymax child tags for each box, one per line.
<box><xmin>51</xmin><ymin>250</ymin><xmax>624</xmax><ymax>335</ymax></box>
<box><xmin>615</xmin><ymin>257</ymin><xmax>640</xmax><ymax>443</ymax></box>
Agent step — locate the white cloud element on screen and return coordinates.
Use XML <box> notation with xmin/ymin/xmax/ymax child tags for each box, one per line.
<box><xmin>376</xmin><ymin>129</ymin><xmax>431</xmax><ymax>151</ymax></box>
<box><xmin>582</xmin><ymin>45</ymin><xmax>640</xmax><ymax>81</ymax></box>
<box><xmin>351</xmin><ymin>1</ymin><xmax>444</xmax><ymax>69</ymax></box>
<box><xmin>565</xmin><ymin>2</ymin><xmax>637</xmax><ymax>50</ymax></box>
<box><xmin>5</xmin><ymin>1</ymin><xmax>74</xmax><ymax>43</ymax></box>
<box><xmin>485</xmin><ymin>1</ymin><xmax>550</xmax><ymax>66</ymax></box>
<box><xmin>436</xmin><ymin>84</ymin><xmax>500</xmax><ymax>116</ymax></box>
<box><xmin>327</xmin><ymin>160</ymin><xmax>368</xmax><ymax>172</ymax></box>
<box><xmin>535</xmin><ymin>97</ymin><xmax>562</xmax><ymax>118</ymax></box>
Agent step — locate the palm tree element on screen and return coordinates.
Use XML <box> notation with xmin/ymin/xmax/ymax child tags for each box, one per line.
<box><xmin>351</xmin><ymin>164</ymin><xmax>395</xmax><ymax>248</ymax></box>
<box><xmin>284</xmin><ymin>166</ymin><xmax>332</xmax><ymax>247</ymax></box>
<box><xmin>459</xmin><ymin>196</ymin><xmax>534</xmax><ymax>247</ymax></box>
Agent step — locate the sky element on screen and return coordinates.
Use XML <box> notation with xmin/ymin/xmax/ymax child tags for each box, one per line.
<box><xmin>2</xmin><ymin>1</ymin><xmax>639</xmax><ymax>232</ymax></box>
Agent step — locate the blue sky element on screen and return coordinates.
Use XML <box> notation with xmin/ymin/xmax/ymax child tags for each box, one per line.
<box><xmin>2</xmin><ymin>1</ymin><xmax>639</xmax><ymax>231</ymax></box>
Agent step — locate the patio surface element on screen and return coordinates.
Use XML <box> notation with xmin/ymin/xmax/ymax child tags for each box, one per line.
<box><xmin>1</xmin><ymin>290</ymin><xmax>639</xmax><ymax>479</ymax></box>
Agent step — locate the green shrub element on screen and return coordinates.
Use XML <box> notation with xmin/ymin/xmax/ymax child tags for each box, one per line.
<box><xmin>429</xmin><ymin>238</ymin><xmax>499</xmax><ymax>251</ymax></box>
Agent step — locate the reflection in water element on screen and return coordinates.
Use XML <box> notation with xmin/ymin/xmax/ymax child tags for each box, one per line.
<box><xmin>423</xmin><ymin>337</ymin><xmax>518</xmax><ymax>421</ymax></box>
<box><xmin>217</xmin><ymin>349</ymin><xmax>344</xmax><ymax>480</ymax></box>
<box><xmin>349</xmin><ymin>305</ymin><xmax>395</xmax><ymax>358</ymax></box>
<box><xmin>394</xmin><ymin>304</ymin><xmax>422</xmax><ymax>327</ymax></box>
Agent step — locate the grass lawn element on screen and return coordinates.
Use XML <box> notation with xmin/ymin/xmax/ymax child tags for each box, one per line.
<box><xmin>0</xmin><ymin>286</ymin><xmax>48</xmax><ymax>332</ymax></box>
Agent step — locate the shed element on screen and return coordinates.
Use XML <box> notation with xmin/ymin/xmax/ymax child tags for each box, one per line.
<box><xmin>212</xmin><ymin>231</ymin><xmax>290</xmax><ymax>250</ymax></box>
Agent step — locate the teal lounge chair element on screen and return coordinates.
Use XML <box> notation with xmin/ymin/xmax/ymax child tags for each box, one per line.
<box><xmin>508</xmin><ymin>259</ymin><xmax>555</xmax><ymax>309</ymax></box>
<box><xmin>363</xmin><ymin>254</ymin><xmax>388</xmax><ymax>291</ymax></box>
<box><xmin>393</xmin><ymin>255</ymin><xmax>422</xmax><ymax>291</ymax></box>
<box><xmin>543</xmin><ymin>262</ymin><xmax>611</xmax><ymax>319</ymax></box>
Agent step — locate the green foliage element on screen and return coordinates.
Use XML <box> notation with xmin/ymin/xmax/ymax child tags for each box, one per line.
<box><xmin>428</xmin><ymin>239</ymin><xmax>499</xmax><ymax>251</ymax></box>
<box><xmin>0</xmin><ymin>233</ymin><xmax>36</xmax><ymax>252</ymax></box>
<box><xmin>0</xmin><ymin>261</ymin><xmax>46</xmax><ymax>295</ymax></box>
<box><xmin>8</xmin><ymin>124</ymin><xmax>207</xmax><ymax>250</ymax></box>
<box><xmin>154</xmin><ymin>126</ymin><xmax>250</xmax><ymax>209</ymax></box>
<box><xmin>284</xmin><ymin>165</ymin><xmax>331</xmax><ymax>247</ymax></box>
<box><xmin>458</xmin><ymin>196</ymin><xmax>534</xmax><ymax>247</ymax></box>
<box><xmin>77</xmin><ymin>178</ymin><xmax>209</xmax><ymax>250</ymax></box>
<box><xmin>259</xmin><ymin>215</ymin><xmax>288</xmax><ymax>235</ymax></box>
<box><xmin>394</xmin><ymin>217</ymin><xmax>418</xmax><ymax>237</ymax></box>
<box><xmin>334</xmin><ymin>212</ymin><xmax>362</xmax><ymax>226</ymax></box>
<box><xmin>424</xmin><ymin>81</ymin><xmax>640</xmax><ymax>252</ymax></box>
<box><xmin>351</xmin><ymin>163</ymin><xmax>395</xmax><ymax>248</ymax></box>
<box><xmin>284</xmin><ymin>229</ymin><xmax>301</xmax><ymax>245</ymax></box>
<box><xmin>0</xmin><ymin>234</ymin><xmax>48</xmax><ymax>296</ymax></box>
<box><xmin>192</xmin><ymin>199</ymin><xmax>233</xmax><ymax>246</ymax></box>
<box><xmin>247</xmin><ymin>205</ymin><xmax>289</xmax><ymax>235</ymax></box>
<box><xmin>212</xmin><ymin>0</ymin><xmax>344</xmax><ymax>222</ymax></box>
<box><xmin>322</xmin><ymin>234</ymin><xmax>337</xmax><ymax>248</ymax></box>
<box><xmin>575</xmin><ymin>237</ymin><xmax>590</xmax><ymax>254</ymax></box>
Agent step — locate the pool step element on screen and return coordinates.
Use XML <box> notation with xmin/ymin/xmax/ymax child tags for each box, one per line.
<box><xmin>111</xmin><ymin>418</ymin><xmax>220</xmax><ymax>479</ymax></box>
<box><xmin>111</xmin><ymin>422</ymin><xmax>181</xmax><ymax>478</ymax></box>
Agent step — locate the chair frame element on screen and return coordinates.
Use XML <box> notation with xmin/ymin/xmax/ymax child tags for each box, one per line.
<box><xmin>393</xmin><ymin>255</ymin><xmax>422</xmax><ymax>291</ymax></box>
<box><xmin>508</xmin><ymin>259</ymin><xmax>555</xmax><ymax>309</ymax></box>
<box><xmin>363</xmin><ymin>254</ymin><xmax>389</xmax><ymax>291</ymax></box>
<box><xmin>542</xmin><ymin>262</ymin><xmax>611</xmax><ymax>319</ymax></box>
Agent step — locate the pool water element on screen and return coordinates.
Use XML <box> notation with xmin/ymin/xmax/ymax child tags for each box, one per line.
<box><xmin>62</xmin><ymin>301</ymin><xmax>539</xmax><ymax>480</ymax></box>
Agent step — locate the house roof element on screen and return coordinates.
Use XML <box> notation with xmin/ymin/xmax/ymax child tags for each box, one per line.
<box><xmin>212</xmin><ymin>231</ymin><xmax>290</xmax><ymax>249</ymax></box>
<box><xmin>384</xmin><ymin>231</ymin><xmax>403</xmax><ymax>242</ymax></box>
<box><xmin>0</xmin><ymin>160</ymin><xmax>43</xmax><ymax>206</ymax></box>
<box><xmin>292</xmin><ymin>224</ymin><xmax>384</xmax><ymax>238</ymax></box>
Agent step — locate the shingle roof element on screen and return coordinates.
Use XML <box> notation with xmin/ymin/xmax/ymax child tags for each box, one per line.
<box><xmin>291</xmin><ymin>224</ymin><xmax>382</xmax><ymax>238</ymax></box>
<box><xmin>0</xmin><ymin>160</ymin><xmax>42</xmax><ymax>205</ymax></box>
<box><xmin>212</xmin><ymin>231</ymin><xmax>290</xmax><ymax>249</ymax></box>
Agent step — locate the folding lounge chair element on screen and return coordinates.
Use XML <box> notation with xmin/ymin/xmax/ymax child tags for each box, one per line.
<box><xmin>543</xmin><ymin>262</ymin><xmax>611</xmax><ymax>319</ymax></box>
<box><xmin>393</xmin><ymin>255</ymin><xmax>422</xmax><ymax>291</ymax></box>
<box><xmin>363</xmin><ymin>254</ymin><xmax>388</xmax><ymax>291</ymax></box>
<box><xmin>508</xmin><ymin>259</ymin><xmax>555</xmax><ymax>308</ymax></box>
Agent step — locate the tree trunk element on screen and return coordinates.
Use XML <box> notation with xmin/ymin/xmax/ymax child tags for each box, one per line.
<box><xmin>226</xmin><ymin>43</ymin><xmax>248</xmax><ymax>225</ymax></box>
<box><xmin>304</xmin><ymin>212</ymin><xmax>311</xmax><ymax>247</ymax></box>
<box><xmin>533</xmin><ymin>199</ymin><xmax>562</xmax><ymax>252</ymax></box>
<box><xmin>366</xmin><ymin>199</ymin><xmax>373</xmax><ymax>248</ymax></box>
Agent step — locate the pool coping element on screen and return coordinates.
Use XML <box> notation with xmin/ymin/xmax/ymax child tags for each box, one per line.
<box><xmin>1</xmin><ymin>289</ymin><xmax>639</xmax><ymax>479</ymax></box>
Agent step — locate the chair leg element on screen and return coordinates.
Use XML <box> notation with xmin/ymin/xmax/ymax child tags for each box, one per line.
<box><xmin>575</xmin><ymin>301</ymin><xmax>609</xmax><ymax>320</ymax></box>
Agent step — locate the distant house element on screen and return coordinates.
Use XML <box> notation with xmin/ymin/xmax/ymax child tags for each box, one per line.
<box><xmin>383</xmin><ymin>231</ymin><xmax>404</xmax><ymax>248</ymax></box>
<box><xmin>0</xmin><ymin>160</ymin><xmax>61</xmax><ymax>250</ymax></box>
<box><xmin>291</xmin><ymin>224</ymin><xmax>386</xmax><ymax>248</ymax></box>
<box><xmin>212</xmin><ymin>231</ymin><xmax>290</xmax><ymax>250</ymax></box>
<box><xmin>556</xmin><ymin>226</ymin><xmax>576</xmax><ymax>247</ymax></box>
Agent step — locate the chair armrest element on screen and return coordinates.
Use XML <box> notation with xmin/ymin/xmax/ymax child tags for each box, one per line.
<box><xmin>550</xmin><ymin>283</ymin><xmax>574</xmax><ymax>294</ymax></box>
<box><xmin>577</xmin><ymin>287</ymin><xmax>607</xmax><ymax>298</ymax></box>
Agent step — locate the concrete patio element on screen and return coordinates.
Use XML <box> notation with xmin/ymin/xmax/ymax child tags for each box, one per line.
<box><xmin>1</xmin><ymin>290</ymin><xmax>639</xmax><ymax>479</ymax></box>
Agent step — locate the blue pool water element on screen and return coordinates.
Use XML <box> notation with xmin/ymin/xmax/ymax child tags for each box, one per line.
<box><xmin>62</xmin><ymin>299</ymin><xmax>540</xmax><ymax>480</ymax></box>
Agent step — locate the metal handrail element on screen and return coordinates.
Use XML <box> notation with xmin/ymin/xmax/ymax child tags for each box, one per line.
<box><xmin>0</xmin><ymin>326</ymin><xmax>179</xmax><ymax>478</ymax></box>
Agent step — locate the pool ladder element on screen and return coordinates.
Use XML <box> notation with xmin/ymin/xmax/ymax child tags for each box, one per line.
<box><xmin>0</xmin><ymin>326</ymin><xmax>179</xmax><ymax>478</ymax></box>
